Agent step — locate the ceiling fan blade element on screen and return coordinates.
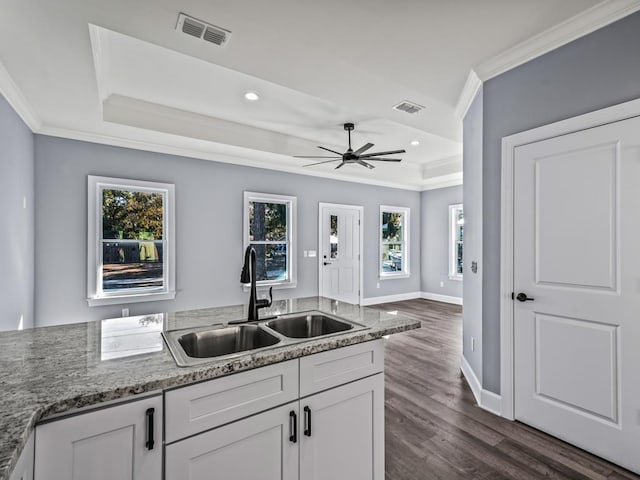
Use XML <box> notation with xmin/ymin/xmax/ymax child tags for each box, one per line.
<box><xmin>293</xmin><ymin>155</ymin><xmax>341</xmax><ymax>159</ymax></box>
<box><xmin>335</xmin><ymin>162</ymin><xmax>346</xmax><ymax>169</ymax></box>
<box><xmin>364</xmin><ymin>158</ymin><xmax>402</xmax><ymax>162</ymax></box>
<box><xmin>304</xmin><ymin>159</ymin><xmax>341</xmax><ymax>167</ymax></box>
<box><xmin>359</xmin><ymin>149</ymin><xmax>406</xmax><ymax>158</ymax></box>
<box><xmin>352</xmin><ymin>142</ymin><xmax>374</xmax><ymax>156</ymax></box>
<box><xmin>358</xmin><ymin>160</ymin><xmax>375</xmax><ymax>169</ymax></box>
<box><xmin>318</xmin><ymin>146</ymin><xmax>344</xmax><ymax>155</ymax></box>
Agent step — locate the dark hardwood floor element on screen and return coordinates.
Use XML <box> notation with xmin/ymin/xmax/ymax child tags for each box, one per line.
<box><xmin>371</xmin><ymin>299</ymin><xmax>639</xmax><ymax>480</ymax></box>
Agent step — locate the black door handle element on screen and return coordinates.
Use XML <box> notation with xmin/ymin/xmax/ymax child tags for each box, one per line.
<box><xmin>289</xmin><ymin>410</ymin><xmax>297</xmax><ymax>443</ymax></box>
<box><xmin>323</xmin><ymin>262</ymin><xmax>331</xmax><ymax>266</ymax></box>
<box><xmin>145</xmin><ymin>408</ymin><xmax>155</xmax><ymax>450</ymax></box>
<box><xmin>304</xmin><ymin>406</ymin><xmax>312</xmax><ymax>437</ymax></box>
<box><xmin>515</xmin><ymin>292</ymin><xmax>534</xmax><ymax>302</ymax></box>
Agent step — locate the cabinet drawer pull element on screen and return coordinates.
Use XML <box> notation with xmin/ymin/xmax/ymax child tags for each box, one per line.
<box><xmin>289</xmin><ymin>410</ymin><xmax>297</xmax><ymax>443</ymax></box>
<box><xmin>304</xmin><ymin>406</ymin><xmax>312</xmax><ymax>437</ymax></box>
<box><xmin>145</xmin><ymin>408</ymin><xmax>155</xmax><ymax>450</ymax></box>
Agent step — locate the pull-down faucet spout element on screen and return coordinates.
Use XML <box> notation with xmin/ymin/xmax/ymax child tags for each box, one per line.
<box><xmin>240</xmin><ymin>245</ymin><xmax>273</xmax><ymax>321</ymax></box>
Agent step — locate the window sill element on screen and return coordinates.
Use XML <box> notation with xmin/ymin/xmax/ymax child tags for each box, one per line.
<box><xmin>449</xmin><ymin>275</ymin><xmax>463</xmax><ymax>281</ymax></box>
<box><xmin>379</xmin><ymin>273</ymin><xmax>411</xmax><ymax>280</ymax></box>
<box><xmin>242</xmin><ymin>282</ymin><xmax>297</xmax><ymax>292</ymax></box>
<box><xmin>87</xmin><ymin>291</ymin><xmax>176</xmax><ymax>307</ymax></box>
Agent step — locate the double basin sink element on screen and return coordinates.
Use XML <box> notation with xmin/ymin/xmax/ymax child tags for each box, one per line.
<box><xmin>163</xmin><ymin>311</ymin><xmax>368</xmax><ymax>367</ymax></box>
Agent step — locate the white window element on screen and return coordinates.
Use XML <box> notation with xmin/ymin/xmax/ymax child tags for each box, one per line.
<box><xmin>87</xmin><ymin>176</ymin><xmax>176</xmax><ymax>306</ymax></box>
<box><xmin>449</xmin><ymin>204</ymin><xmax>464</xmax><ymax>280</ymax></box>
<box><xmin>243</xmin><ymin>192</ymin><xmax>297</xmax><ymax>288</ymax></box>
<box><xmin>380</xmin><ymin>206</ymin><xmax>410</xmax><ymax>278</ymax></box>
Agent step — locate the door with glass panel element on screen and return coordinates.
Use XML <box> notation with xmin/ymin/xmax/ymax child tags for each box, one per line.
<box><xmin>319</xmin><ymin>204</ymin><xmax>361</xmax><ymax>304</ymax></box>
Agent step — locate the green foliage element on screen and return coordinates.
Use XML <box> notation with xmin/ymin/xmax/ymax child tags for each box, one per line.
<box><xmin>382</xmin><ymin>212</ymin><xmax>403</xmax><ymax>242</ymax></box>
<box><xmin>103</xmin><ymin>189</ymin><xmax>164</xmax><ymax>240</ymax></box>
<box><xmin>249</xmin><ymin>202</ymin><xmax>287</xmax><ymax>241</ymax></box>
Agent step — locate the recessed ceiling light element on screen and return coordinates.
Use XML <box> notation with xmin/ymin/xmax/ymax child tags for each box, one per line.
<box><xmin>244</xmin><ymin>91</ymin><xmax>260</xmax><ymax>101</ymax></box>
<box><xmin>410</xmin><ymin>140</ymin><xmax>420</xmax><ymax>146</ymax></box>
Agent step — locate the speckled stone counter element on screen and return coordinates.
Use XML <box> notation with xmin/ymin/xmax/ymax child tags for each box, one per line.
<box><xmin>0</xmin><ymin>297</ymin><xmax>419</xmax><ymax>480</ymax></box>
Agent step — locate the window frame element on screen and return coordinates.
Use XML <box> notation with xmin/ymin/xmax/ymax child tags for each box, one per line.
<box><xmin>449</xmin><ymin>203</ymin><xmax>464</xmax><ymax>281</ymax></box>
<box><xmin>243</xmin><ymin>191</ymin><xmax>297</xmax><ymax>289</ymax></box>
<box><xmin>379</xmin><ymin>205</ymin><xmax>410</xmax><ymax>279</ymax></box>
<box><xmin>87</xmin><ymin>176</ymin><xmax>176</xmax><ymax>306</ymax></box>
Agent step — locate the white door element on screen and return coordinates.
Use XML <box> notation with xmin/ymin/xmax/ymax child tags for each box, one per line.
<box><xmin>300</xmin><ymin>374</ymin><xmax>384</xmax><ymax>480</ymax></box>
<box><xmin>319</xmin><ymin>204</ymin><xmax>361</xmax><ymax>304</ymax></box>
<box><xmin>513</xmin><ymin>115</ymin><xmax>640</xmax><ymax>473</ymax></box>
<box><xmin>35</xmin><ymin>395</ymin><xmax>162</xmax><ymax>480</ymax></box>
<box><xmin>165</xmin><ymin>402</ymin><xmax>298</xmax><ymax>480</ymax></box>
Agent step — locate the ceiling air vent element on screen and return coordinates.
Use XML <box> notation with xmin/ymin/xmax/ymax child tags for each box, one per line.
<box><xmin>176</xmin><ymin>13</ymin><xmax>231</xmax><ymax>47</ymax></box>
<box><xmin>392</xmin><ymin>100</ymin><xmax>425</xmax><ymax>114</ymax></box>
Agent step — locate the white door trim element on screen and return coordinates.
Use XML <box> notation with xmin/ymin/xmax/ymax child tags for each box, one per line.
<box><xmin>318</xmin><ymin>202</ymin><xmax>364</xmax><ymax>305</ymax></box>
<box><xmin>500</xmin><ymin>97</ymin><xmax>640</xmax><ymax>420</ymax></box>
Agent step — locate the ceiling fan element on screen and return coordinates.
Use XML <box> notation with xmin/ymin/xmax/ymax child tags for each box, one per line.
<box><xmin>294</xmin><ymin>123</ymin><xmax>405</xmax><ymax>170</ymax></box>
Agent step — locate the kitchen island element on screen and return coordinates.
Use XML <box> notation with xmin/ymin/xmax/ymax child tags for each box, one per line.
<box><xmin>0</xmin><ymin>296</ymin><xmax>420</xmax><ymax>480</ymax></box>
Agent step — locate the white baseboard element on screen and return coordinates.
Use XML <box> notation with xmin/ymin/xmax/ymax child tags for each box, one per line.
<box><xmin>480</xmin><ymin>389</ymin><xmax>502</xmax><ymax>416</ymax></box>
<box><xmin>420</xmin><ymin>292</ymin><xmax>463</xmax><ymax>305</ymax></box>
<box><xmin>360</xmin><ymin>291</ymin><xmax>422</xmax><ymax>306</ymax></box>
<box><xmin>461</xmin><ymin>355</ymin><xmax>502</xmax><ymax>416</ymax></box>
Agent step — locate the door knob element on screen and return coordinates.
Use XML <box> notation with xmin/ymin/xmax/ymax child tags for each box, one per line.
<box><xmin>515</xmin><ymin>292</ymin><xmax>534</xmax><ymax>302</ymax></box>
<box><xmin>323</xmin><ymin>262</ymin><xmax>332</xmax><ymax>266</ymax></box>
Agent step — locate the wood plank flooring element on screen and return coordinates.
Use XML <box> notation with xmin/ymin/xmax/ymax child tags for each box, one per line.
<box><xmin>371</xmin><ymin>299</ymin><xmax>639</xmax><ymax>480</ymax></box>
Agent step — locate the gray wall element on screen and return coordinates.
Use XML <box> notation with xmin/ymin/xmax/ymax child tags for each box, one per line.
<box><xmin>420</xmin><ymin>185</ymin><xmax>463</xmax><ymax>298</ymax></box>
<box><xmin>34</xmin><ymin>135</ymin><xmax>421</xmax><ymax>326</ymax></box>
<box><xmin>0</xmin><ymin>95</ymin><xmax>34</xmax><ymax>331</ymax></box>
<box><xmin>480</xmin><ymin>11</ymin><xmax>640</xmax><ymax>394</ymax></box>
<box><xmin>462</xmin><ymin>87</ymin><xmax>483</xmax><ymax>380</ymax></box>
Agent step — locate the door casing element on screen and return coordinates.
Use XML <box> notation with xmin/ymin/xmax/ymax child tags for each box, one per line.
<box><xmin>499</xmin><ymin>97</ymin><xmax>640</xmax><ymax>420</ymax></box>
<box><xmin>318</xmin><ymin>202</ymin><xmax>364</xmax><ymax>305</ymax></box>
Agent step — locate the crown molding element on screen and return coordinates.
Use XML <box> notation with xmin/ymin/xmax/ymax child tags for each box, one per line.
<box><xmin>454</xmin><ymin>70</ymin><xmax>482</xmax><ymax>120</ymax></box>
<box><xmin>475</xmin><ymin>0</ymin><xmax>640</xmax><ymax>80</ymax></box>
<box><xmin>454</xmin><ymin>0</ymin><xmax>640</xmax><ymax>120</ymax></box>
<box><xmin>419</xmin><ymin>172</ymin><xmax>463</xmax><ymax>192</ymax></box>
<box><xmin>38</xmin><ymin>125</ymin><xmax>425</xmax><ymax>191</ymax></box>
<box><xmin>0</xmin><ymin>61</ymin><xmax>42</xmax><ymax>131</ymax></box>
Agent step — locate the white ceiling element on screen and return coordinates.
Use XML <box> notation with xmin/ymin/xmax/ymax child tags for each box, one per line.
<box><xmin>0</xmin><ymin>0</ymin><xmax>612</xmax><ymax>189</ymax></box>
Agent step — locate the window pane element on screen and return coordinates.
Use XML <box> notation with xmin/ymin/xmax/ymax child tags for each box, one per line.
<box><xmin>102</xmin><ymin>189</ymin><xmax>164</xmax><ymax>240</ymax></box>
<box><xmin>456</xmin><ymin>242</ymin><xmax>463</xmax><ymax>274</ymax></box>
<box><xmin>330</xmin><ymin>214</ymin><xmax>338</xmax><ymax>259</ymax></box>
<box><xmin>249</xmin><ymin>202</ymin><xmax>287</xmax><ymax>241</ymax></box>
<box><xmin>382</xmin><ymin>212</ymin><xmax>403</xmax><ymax>242</ymax></box>
<box><xmin>102</xmin><ymin>241</ymin><xmax>164</xmax><ymax>292</ymax></box>
<box><xmin>251</xmin><ymin>243</ymin><xmax>288</xmax><ymax>281</ymax></box>
<box><xmin>382</xmin><ymin>243</ymin><xmax>403</xmax><ymax>273</ymax></box>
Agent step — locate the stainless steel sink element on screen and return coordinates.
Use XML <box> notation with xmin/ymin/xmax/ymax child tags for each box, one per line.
<box><xmin>162</xmin><ymin>311</ymin><xmax>368</xmax><ymax>367</ymax></box>
<box><xmin>265</xmin><ymin>312</ymin><xmax>354</xmax><ymax>338</ymax></box>
<box><xmin>164</xmin><ymin>325</ymin><xmax>280</xmax><ymax>366</ymax></box>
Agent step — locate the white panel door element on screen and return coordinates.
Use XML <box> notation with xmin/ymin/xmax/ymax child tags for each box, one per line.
<box><xmin>300</xmin><ymin>374</ymin><xmax>384</xmax><ymax>480</ymax></box>
<box><xmin>34</xmin><ymin>395</ymin><xmax>162</xmax><ymax>480</ymax></box>
<box><xmin>319</xmin><ymin>204</ymin><xmax>361</xmax><ymax>304</ymax></box>
<box><xmin>165</xmin><ymin>402</ymin><xmax>298</xmax><ymax>480</ymax></box>
<box><xmin>513</xmin><ymin>115</ymin><xmax>640</xmax><ymax>473</ymax></box>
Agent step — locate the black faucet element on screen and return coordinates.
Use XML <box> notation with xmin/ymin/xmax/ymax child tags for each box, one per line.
<box><xmin>240</xmin><ymin>245</ymin><xmax>273</xmax><ymax>321</ymax></box>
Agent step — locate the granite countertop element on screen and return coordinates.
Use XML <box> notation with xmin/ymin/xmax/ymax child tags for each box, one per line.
<box><xmin>0</xmin><ymin>296</ymin><xmax>419</xmax><ymax>480</ymax></box>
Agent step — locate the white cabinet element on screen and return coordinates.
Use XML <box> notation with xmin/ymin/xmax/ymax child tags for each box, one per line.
<box><xmin>34</xmin><ymin>395</ymin><xmax>162</xmax><ymax>480</ymax></box>
<box><xmin>300</xmin><ymin>374</ymin><xmax>385</xmax><ymax>480</ymax></box>
<box><xmin>166</xmin><ymin>402</ymin><xmax>299</xmax><ymax>480</ymax></box>
<box><xmin>165</xmin><ymin>341</ymin><xmax>386</xmax><ymax>480</ymax></box>
<box><xmin>9</xmin><ymin>433</ymin><xmax>33</xmax><ymax>480</ymax></box>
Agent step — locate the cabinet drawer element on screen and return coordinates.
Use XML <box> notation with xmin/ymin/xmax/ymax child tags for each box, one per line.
<box><xmin>165</xmin><ymin>359</ymin><xmax>299</xmax><ymax>442</ymax></box>
<box><xmin>299</xmin><ymin>340</ymin><xmax>384</xmax><ymax>397</ymax></box>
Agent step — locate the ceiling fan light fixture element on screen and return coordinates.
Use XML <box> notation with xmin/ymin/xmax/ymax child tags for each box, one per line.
<box><xmin>244</xmin><ymin>91</ymin><xmax>260</xmax><ymax>101</ymax></box>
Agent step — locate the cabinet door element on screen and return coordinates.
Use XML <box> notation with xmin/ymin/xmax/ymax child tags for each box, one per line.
<box><xmin>9</xmin><ymin>433</ymin><xmax>34</xmax><ymax>480</ymax></box>
<box><xmin>300</xmin><ymin>374</ymin><xmax>384</xmax><ymax>480</ymax></box>
<box><xmin>165</xmin><ymin>402</ymin><xmax>298</xmax><ymax>480</ymax></box>
<box><xmin>34</xmin><ymin>395</ymin><xmax>162</xmax><ymax>480</ymax></box>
